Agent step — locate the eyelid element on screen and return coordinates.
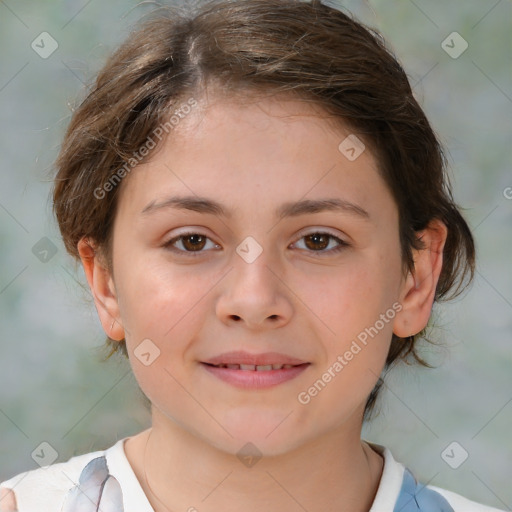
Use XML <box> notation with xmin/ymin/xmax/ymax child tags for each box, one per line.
<box><xmin>163</xmin><ymin>227</ymin><xmax>217</xmax><ymax>244</ymax></box>
<box><xmin>294</xmin><ymin>226</ymin><xmax>347</xmax><ymax>241</ymax></box>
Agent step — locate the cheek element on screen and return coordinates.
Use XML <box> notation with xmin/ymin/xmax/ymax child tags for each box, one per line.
<box><xmin>294</xmin><ymin>253</ymin><xmax>398</xmax><ymax>407</ymax></box>
<box><xmin>116</xmin><ymin>257</ymin><xmax>229</xmax><ymax>375</ymax></box>
<box><xmin>297</xmin><ymin>259</ymin><xmax>393</xmax><ymax>340</ymax></box>
<box><xmin>295</xmin><ymin>270</ymin><xmax>395</xmax><ymax>424</ymax></box>
<box><xmin>116</xmin><ymin>258</ymin><xmax>202</xmax><ymax>346</ymax></box>
<box><xmin>117</xmin><ymin>262</ymin><xmax>211</xmax><ymax>404</ymax></box>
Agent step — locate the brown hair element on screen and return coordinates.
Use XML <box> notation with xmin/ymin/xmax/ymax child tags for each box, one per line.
<box><xmin>52</xmin><ymin>0</ymin><xmax>475</xmax><ymax>420</ymax></box>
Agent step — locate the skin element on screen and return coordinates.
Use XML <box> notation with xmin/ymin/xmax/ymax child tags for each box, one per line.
<box><xmin>68</xmin><ymin>92</ymin><xmax>447</xmax><ymax>512</ymax></box>
<box><xmin>0</xmin><ymin>488</ymin><xmax>16</xmax><ymax>511</ymax></box>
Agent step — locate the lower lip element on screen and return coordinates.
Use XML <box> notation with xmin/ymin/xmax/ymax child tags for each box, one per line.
<box><xmin>201</xmin><ymin>363</ymin><xmax>310</xmax><ymax>389</ymax></box>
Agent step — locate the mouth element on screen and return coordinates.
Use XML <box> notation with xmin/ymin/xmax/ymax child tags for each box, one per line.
<box><xmin>200</xmin><ymin>352</ymin><xmax>310</xmax><ymax>389</ymax></box>
<box><xmin>202</xmin><ymin>350</ymin><xmax>308</xmax><ymax>367</ymax></box>
<box><xmin>203</xmin><ymin>363</ymin><xmax>300</xmax><ymax>371</ymax></box>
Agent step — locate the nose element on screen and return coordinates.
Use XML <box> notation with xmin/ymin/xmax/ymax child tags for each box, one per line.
<box><xmin>215</xmin><ymin>248</ymin><xmax>294</xmax><ymax>330</ymax></box>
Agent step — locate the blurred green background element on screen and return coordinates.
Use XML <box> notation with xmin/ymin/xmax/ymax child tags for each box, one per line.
<box><xmin>0</xmin><ymin>0</ymin><xmax>510</xmax><ymax>508</ymax></box>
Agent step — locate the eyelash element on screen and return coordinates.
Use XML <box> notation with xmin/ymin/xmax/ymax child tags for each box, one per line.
<box><xmin>163</xmin><ymin>231</ymin><xmax>350</xmax><ymax>257</ymax></box>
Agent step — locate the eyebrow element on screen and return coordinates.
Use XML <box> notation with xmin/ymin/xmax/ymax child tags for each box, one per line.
<box><xmin>141</xmin><ymin>195</ymin><xmax>370</xmax><ymax>221</ymax></box>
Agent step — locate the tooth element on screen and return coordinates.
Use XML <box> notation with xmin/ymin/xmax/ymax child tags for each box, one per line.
<box><xmin>272</xmin><ymin>364</ymin><xmax>284</xmax><ymax>370</ymax></box>
<box><xmin>282</xmin><ymin>364</ymin><xmax>293</xmax><ymax>369</ymax></box>
<box><xmin>256</xmin><ymin>365</ymin><xmax>273</xmax><ymax>371</ymax></box>
<box><xmin>226</xmin><ymin>364</ymin><xmax>239</xmax><ymax>370</ymax></box>
<box><xmin>240</xmin><ymin>364</ymin><xmax>256</xmax><ymax>371</ymax></box>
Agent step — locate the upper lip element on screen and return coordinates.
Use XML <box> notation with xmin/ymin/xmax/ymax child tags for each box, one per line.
<box><xmin>202</xmin><ymin>351</ymin><xmax>308</xmax><ymax>366</ymax></box>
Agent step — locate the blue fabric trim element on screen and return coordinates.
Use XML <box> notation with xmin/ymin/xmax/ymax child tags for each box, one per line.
<box><xmin>61</xmin><ymin>455</ymin><xmax>124</xmax><ymax>511</ymax></box>
<box><xmin>394</xmin><ymin>468</ymin><xmax>455</xmax><ymax>512</ymax></box>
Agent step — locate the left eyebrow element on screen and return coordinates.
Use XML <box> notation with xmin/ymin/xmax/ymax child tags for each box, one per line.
<box><xmin>140</xmin><ymin>195</ymin><xmax>371</xmax><ymax>221</ymax></box>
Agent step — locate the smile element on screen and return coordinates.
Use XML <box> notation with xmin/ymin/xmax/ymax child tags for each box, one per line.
<box><xmin>201</xmin><ymin>361</ymin><xmax>310</xmax><ymax>389</ymax></box>
<box><xmin>208</xmin><ymin>363</ymin><xmax>296</xmax><ymax>371</ymax></box>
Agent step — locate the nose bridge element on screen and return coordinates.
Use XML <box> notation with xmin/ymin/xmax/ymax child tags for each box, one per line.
<box><xmin>216</xmin><ymin>234</ymin><xmax>293</xmax><ymax>328</ymax></box>
<box><xmin>231</xmin><ymin>234</ymin><xmax>279</xmax><ymax>298</ymax></box>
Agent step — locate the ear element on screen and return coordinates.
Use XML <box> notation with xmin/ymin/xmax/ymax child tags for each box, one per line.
<box><xmin>393</xmin><ymin>219</ymin><xmax>448</xmax><ymax>337</ymax></box>
<box><xmin>77</xmin><ymin>237</ymin><xmax>124</xmax><ymax>341</ymax></box>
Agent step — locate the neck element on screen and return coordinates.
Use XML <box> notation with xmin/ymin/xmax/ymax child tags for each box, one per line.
<box><xmin>125</xmin><ymin>409</ymin><xmax>384</xmax><ymax>512</ymax></box>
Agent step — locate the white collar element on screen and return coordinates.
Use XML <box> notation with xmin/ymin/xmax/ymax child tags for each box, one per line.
<box><xmin>104</xmin><ymin>437</ymin><xmax>406</xmax><ymax>512</ymax></box>
<box><xmin>105</xmin><ymin>437</ymin><xmax>155</xmax><ymax>511</ymax></box>
<box><xmin>366</xmin><ymin>442</ymin><xmax>406</xmax><ymax>511</ymax></box>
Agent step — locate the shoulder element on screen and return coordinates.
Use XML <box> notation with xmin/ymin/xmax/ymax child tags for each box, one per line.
<box><xmin>426</xmin><ymin>485</ymin><xmax>507</xmax><ymax>512</ymax></box>
<box><xmin>397</xmin><ymin>467</ymin><xmax>506</xmax><ymax>512</ymax></box>
<box><xmin>0</xmin><ymin>446</ymin><xmax>107</xmax><ymax>511</ymax></box>
<box><xmin>367</xmin><ymin>442</ymin><xmax>506</xmax><ymax>512</ymax></box>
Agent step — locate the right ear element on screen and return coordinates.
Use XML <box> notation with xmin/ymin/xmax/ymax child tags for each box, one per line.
<box><xmin>77</xmin><ymin>237</ymin><xmax>125</xmax><ymax>341</ymax></box>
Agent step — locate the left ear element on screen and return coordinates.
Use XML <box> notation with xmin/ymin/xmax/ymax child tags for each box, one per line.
<box><xmin>393</xmin><ymin>218</ymin><xmax>448</xmax><ymax>337</ymax></box>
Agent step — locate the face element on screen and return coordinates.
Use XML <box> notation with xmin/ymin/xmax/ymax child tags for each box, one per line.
<box><xmin>105</xmin><ymin>93</ymin><xmax>409</xmax><ymax>455</ymax></box>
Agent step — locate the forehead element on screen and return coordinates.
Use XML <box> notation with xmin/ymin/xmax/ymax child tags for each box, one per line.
<box><xmin>115</xmin><ymin>93</ymin><xmax>393</xmax><ymax>224</ymax></box>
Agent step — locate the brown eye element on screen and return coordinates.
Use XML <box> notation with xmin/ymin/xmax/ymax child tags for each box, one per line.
<box><xmin>293</xmin><ymin>232</ymin><xmax>349</xmax><ymax>255</ymax></box>
<box><xmin>304</xmin><ymin>233</ymin><xmax>330</xmax><ymax>251</ymax></box>
<box><xmin>181</xmin><ymin>234</ymin><xmax>207</xmax><ymax>251</ymax></box>
<box><xmin>164</xmin><ymin>232</ymin><xmax>219</xmax><ymax>256</ymax></box>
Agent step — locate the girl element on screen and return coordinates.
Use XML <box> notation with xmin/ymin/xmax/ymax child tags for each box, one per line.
<box><xmin>0</xmin><ymin>0</ymin><xmax>504</xmax><ymax>510</ymax></box>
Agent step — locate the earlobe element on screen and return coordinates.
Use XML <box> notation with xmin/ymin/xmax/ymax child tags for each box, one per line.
<box><xmin>393</xmin><ymin>219</ymin><xmax>448</xmax><ymax>338</ymax></box>
<box><xmin>77</xmin><ymin>237</ymin><xmax>124</xmax><ymax>341</ymax></box>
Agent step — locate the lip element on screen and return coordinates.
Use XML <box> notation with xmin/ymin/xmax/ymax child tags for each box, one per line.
<box><xmin>201</xmin><ymin>363</ymin><xmax>310</xmax><ymax>389</ymax></box>
<box><xmin>201</xmin><ymin>351</ymin><xmax>310</xmax><ymax>389</ymax></box>
<box><xmin>203</xmin><ymin>351</ymin><xmax>307</xmax><ymax>366</ymax></box>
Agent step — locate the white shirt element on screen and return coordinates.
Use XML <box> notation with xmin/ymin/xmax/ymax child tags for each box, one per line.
<box><xmin>0</xmin><ymin>438</ymin><xmax>505</xmax><ymax>511</ymax></box>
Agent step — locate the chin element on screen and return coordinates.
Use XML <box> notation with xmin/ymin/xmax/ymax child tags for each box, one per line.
<box><xmin>209</xmin><ymin>432</ymin><xmax>303</xmax><ymax>460</ymax></box>
<box><xmin>205</xmin><ymin>410</ymin><xmax>309</xmax><ymax>458</ymax></box>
